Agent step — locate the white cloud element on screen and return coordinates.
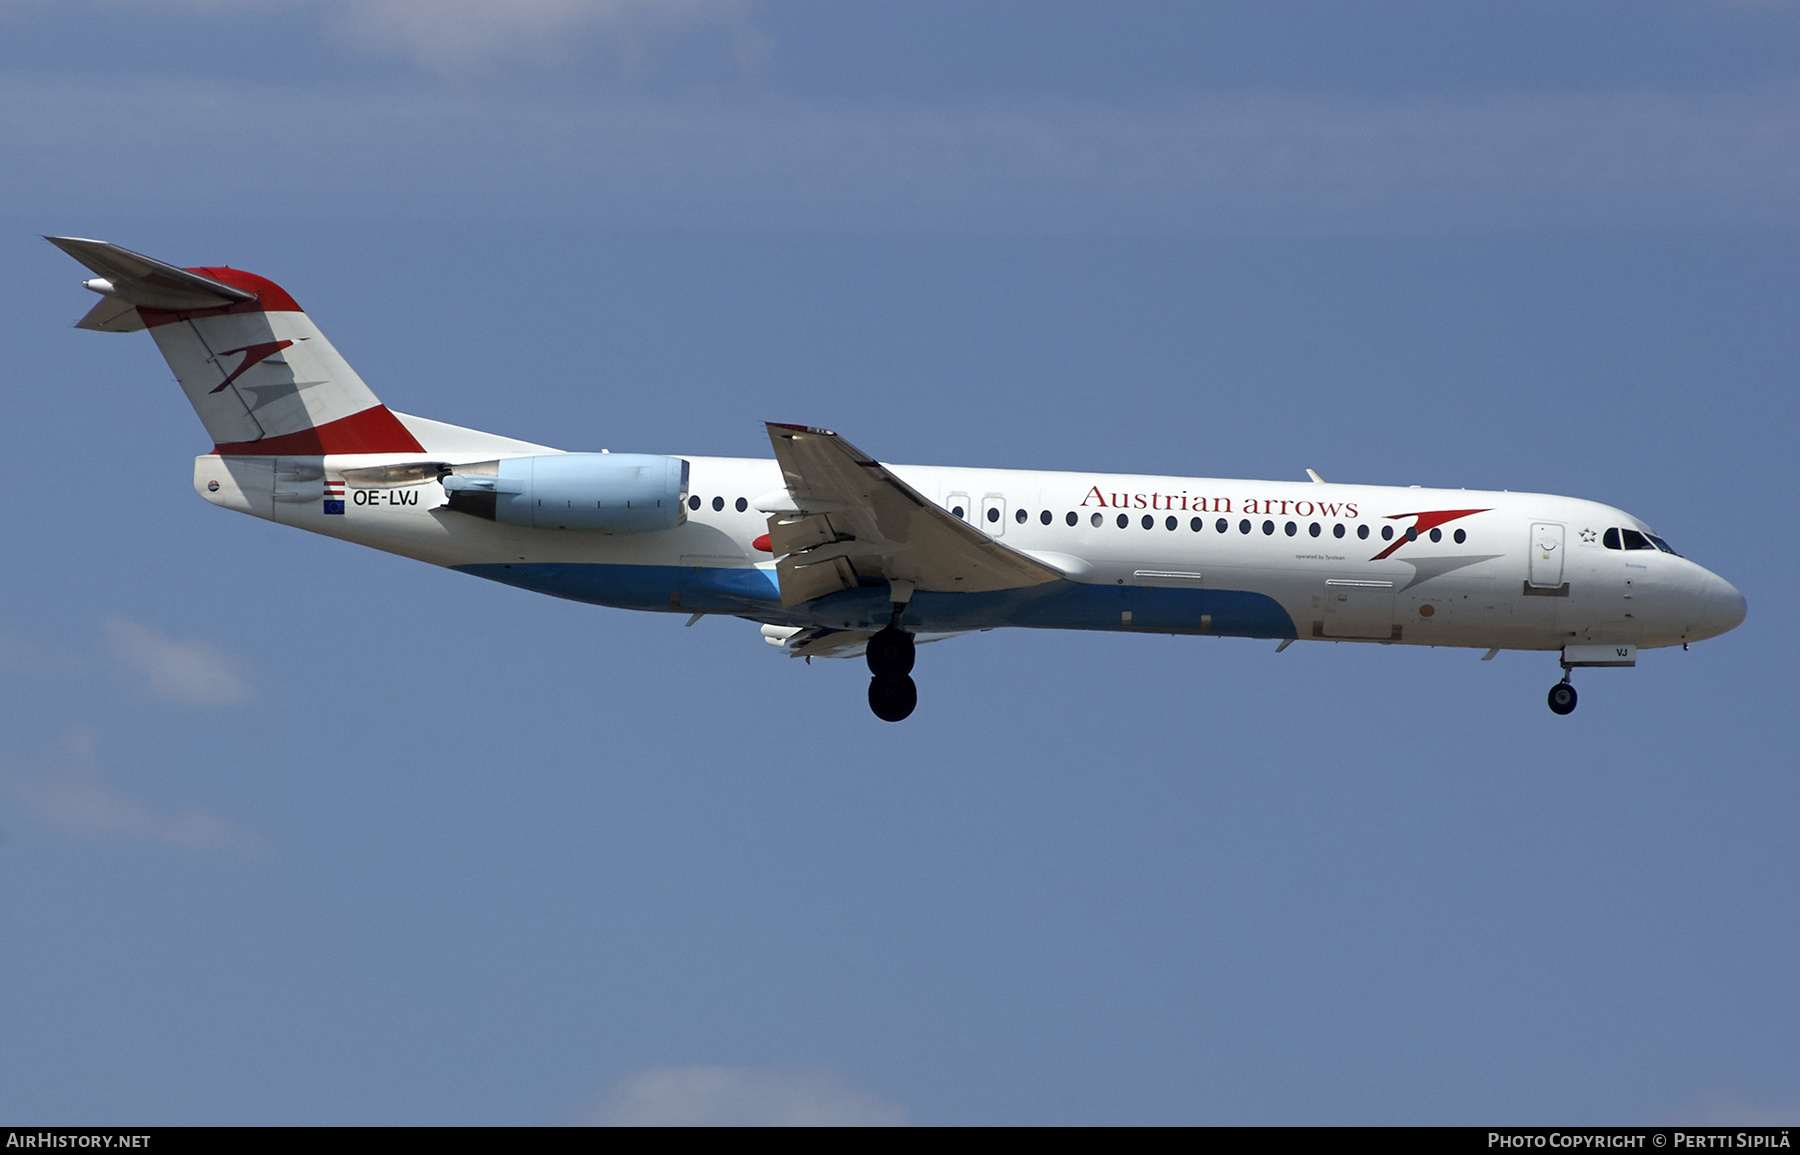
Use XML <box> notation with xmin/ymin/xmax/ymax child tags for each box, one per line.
<box><xmin>326</xmin><ymin>0</ymin><xmax>754</xmax><ymax>73</ymax></box>
<box><xmin>0</xmin><ymin>0</ymin><xmax>755</xmax><ymax>73</ymax></box>
<box><xmin>5</xmin><ymin>73</ymin><xmax>1797</xmax><ymax>235</ymax></box>
<box><xmin>105</xmin><ymin>618</ymin><xmax>252</xmax><ymax>707</ymax></box>
<box><xmin>2</xmin><ymin>727</ymin><xmax>266</xmax><ymax>854</ymax></box>
<box><xmin>586</xmin><ymin>1065</ymin><xmax>908</xmax><ymax>1126</ymax></box>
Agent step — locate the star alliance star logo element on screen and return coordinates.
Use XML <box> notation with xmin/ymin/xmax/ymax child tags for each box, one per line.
<box><xmin>1579</xmin><ymin>528</ymin><xmax>1597</xmax><ymax>544</ymax></box>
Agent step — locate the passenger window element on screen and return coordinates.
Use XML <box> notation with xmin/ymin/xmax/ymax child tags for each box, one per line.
<box><xmin>1381</xmin><ymin>525</ymin><xmax>1394</xmax><ymax>541</ymax></box>
<box><xmin>735</xmin><ymin>497</ymin><xmax>747</xmax><ymax>512</ymax></box>
<box><xmin>1333</xmin><ymin>524</ymin><xmax>1345</xmax><ymax>539</ymax></box>
<box><xmin>1166</xmin><ymin>516</ymin><xmax>1178</xmax><ymax>531</ymax></box>
<box><xmin>1041</xmin><ymin>510</ymin><xmax>1053</xmax><ymax>525</ymax></box>
<box><xmin>1142</xmin><ymin>515</ymin><xmax>1154</xmax><ymax>530</ymax></box>
<box><xmin>987</xmin><ymin>507</ymin><xmax>1000</xmax><ymax>523</ymax></box>
<box><xmin>1239</xmin><ymin>519</ymin><xmax>1252</xmax><ymax>534</ymax></box>
<box><xmin>1217</xmin><ymin>518</ymin><xmax>1229</xmax><ymax>534</ymax></box>
<box><xmin>1429</xmin><ymin>527</ymin><xmax>1441</xmax><ymax>542</ymax></box>
<box><xmin>1091</xmin><ymin>513</ymin><xmax>1103</xmax><ymax>527</ymax></box>
<box><xmin>1309</xmin><ymin>522</ymin><xmax>1321</xmax><ymax>538</ymax></box>
<box><xmin>1066</xmin><ymin>511</ymin><xmax>1078</xmax><ymax>526</ymax></box>
<box><xmin>1453</xmin><ymin>528</ymin><xmax>1465</xmax><ymax>544</ymax></box>
<box><xmin>688</xmin><ymin>495</ymin><xmax>701</xmax><ymax>510</ymax></box>
<box><xmin>952</xmin><ymin>505</ymin><xmax>965</xmax><ymax>519</ymax></box>
<box><xmin>712</xmin><ymin>496</ymin><xmax>724</xmax><ymax>512</ymax></box>
<box><xmin>1405</xmin><ymin>527</ymin><xmax>1417</xmax><ymax>541</ymax></box>
<box><xmin>1603</xmin><ymin>528</ymin><xmax>1621</xmax><ymax>550</ymax></box>
<box><xmin>1015</xmin><ymin>508</ymin><xmax>1027</xmax><ymax>524</ymax></box>
<box><xmin>1358</xmin><ymin>524</ymin><xmax>1370</xmax><ymax>540</ymax></box>
<box><xmin>1117</xmin><ymin>514</ymin><xmax>1129</xmax><ymax>529</ymax></box>
<box><xmin>1284</xmin><ymin>521</ymin><xmax>1296</xmax><ymax>536</ymax></box>
<box><xmin>1190</xmin><ymin>517</ymin><xmax>1203</xmax><ymax>532</ymax></box>
<box><xmin>1263</xmin><ymin>520</ymin><xmax>1275</xmax><ymax>535</ymax></box>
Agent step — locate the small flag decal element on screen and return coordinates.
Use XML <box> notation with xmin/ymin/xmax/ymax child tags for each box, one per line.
<box><xmin>323</xmin><ymin>478</ymin><xmax>345</xmax><ymax>515</ymax></box>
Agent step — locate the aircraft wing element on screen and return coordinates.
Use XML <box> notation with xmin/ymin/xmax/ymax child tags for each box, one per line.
<box><xmin>762</xmin><ymin>423</ymin><xmax>1064</xmax><ymax>606</ymax></box>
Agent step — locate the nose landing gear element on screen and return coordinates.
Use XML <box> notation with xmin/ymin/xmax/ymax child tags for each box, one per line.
<box><xmin>1547</xmin><ymin>673</ymin><xmax>1578</xmax><ymax>716</ymax></box>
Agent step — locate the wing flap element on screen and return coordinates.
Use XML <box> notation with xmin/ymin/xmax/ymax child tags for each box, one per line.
<box><xmin>765</xmin><ymin>624</ymin><xmax>978</xmax><ymax>660</ymax></box>
<box><xmin>777</xmin><ymin>552</ymin><xmax>857</xmax><ymax>607</ymax></box>
<box><xmin>767</xmin><ymin>512</ymin><xmax>843</xmax><ymax>556</ymax></box>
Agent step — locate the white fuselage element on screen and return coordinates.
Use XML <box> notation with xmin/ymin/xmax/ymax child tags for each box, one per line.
<box><xmin>196</xmin><ymin>448</ymin><xmax>1747</xmax><ymax>653</ymax></box>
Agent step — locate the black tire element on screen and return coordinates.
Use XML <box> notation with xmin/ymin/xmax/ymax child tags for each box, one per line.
<box><xmin>865</xmin><ymin>627</ymin><xmax>916</xmax><ymax>677</ymax></box>
<box><xmin>1548</xmin><ymin>682</ymin><xmax>1578</xmax><ymax>715</ymax></box>
<box><xmin>868</xmin><ymin>675</ymin><xmax>918</xmax><ymax>722</ymax></box>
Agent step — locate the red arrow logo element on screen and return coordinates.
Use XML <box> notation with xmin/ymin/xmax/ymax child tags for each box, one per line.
<box><xmin>1370</xmin><ymin>508</ymin><xmax>1489</xmax><ymax>560</ymax></box>
<box><xmin>209</xmin><ymin>338</ymin><xmax>302</xmax><ymax>394</ymax></box>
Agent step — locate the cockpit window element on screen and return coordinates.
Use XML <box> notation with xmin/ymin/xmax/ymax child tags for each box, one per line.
<box><xmin>1605</xmin><ymin>526</ymin><xmax>1680</xmax><ymax>555</ymax></box>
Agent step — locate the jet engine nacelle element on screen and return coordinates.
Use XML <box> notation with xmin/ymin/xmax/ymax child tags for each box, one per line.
<box><xmin>442</xmin><ymin>453</ymin><xmax>689</xmax><ymax>532</ymax></box>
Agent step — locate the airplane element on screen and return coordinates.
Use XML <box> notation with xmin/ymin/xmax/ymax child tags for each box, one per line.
<box><xmin>49</xmin><ymin>237</ymin><xmax>1747</xmax><ymax>721</ymax></box>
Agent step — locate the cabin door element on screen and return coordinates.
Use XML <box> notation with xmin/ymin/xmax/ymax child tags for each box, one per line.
<box><xmin>1528</xmin><ymin>522</ymin><xmax>1565</xmax><ymax>589</ymax></box>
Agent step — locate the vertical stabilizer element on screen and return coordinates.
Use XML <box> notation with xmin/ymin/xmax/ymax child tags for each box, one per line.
<box><xmin>49</xmin><ymin>237</ymin><xmax>424</xmax><ymax>456</ymax></box>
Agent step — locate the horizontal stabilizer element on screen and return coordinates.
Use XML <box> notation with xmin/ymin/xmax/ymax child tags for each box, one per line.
<box><xmin>47</xmin><ymin>236</ymin><xmax>254</xmax><ymax>328</ymax></box>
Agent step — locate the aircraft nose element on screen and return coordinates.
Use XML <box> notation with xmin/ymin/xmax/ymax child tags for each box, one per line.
<box><xmin>1693</xmin><ymin>571</ymin><xmax>1747</xmax><ymax>640</ymax></box>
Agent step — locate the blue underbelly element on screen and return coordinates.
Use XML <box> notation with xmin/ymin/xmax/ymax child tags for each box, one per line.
<box><xmin>453</xmin><ymin>563</ymin><xmax>1297</xmax><ymax>639</ymax></box>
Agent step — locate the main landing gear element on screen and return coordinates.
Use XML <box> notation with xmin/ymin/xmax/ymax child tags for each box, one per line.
<box><xmin>866</xmin><ymin>584</ymin><xmax>917</xmax><ymax>722</ymax></box>
<box><xmin>1547</xmin><ymin>672</ymin><xmax>1578</xmax><ymax>716</ymax></box>
<box><xmin>866</xmin><ymin>627</ymin><xmax>916</xmax><ymax>722</ymax></box>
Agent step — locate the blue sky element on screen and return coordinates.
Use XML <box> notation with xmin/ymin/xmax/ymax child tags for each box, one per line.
<box><xmin>2</xmin><ymin>0</ymin><xmax>1797</xmax><ymax>1125</ymax></box>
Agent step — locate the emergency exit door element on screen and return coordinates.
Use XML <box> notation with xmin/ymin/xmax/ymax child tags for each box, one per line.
<box><xmin>980</xmin><ymin>494</ymin><xmax>1007</xmax><ymax>536</ymax></box>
